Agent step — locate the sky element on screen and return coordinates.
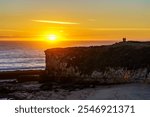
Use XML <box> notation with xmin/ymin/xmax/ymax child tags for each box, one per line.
<box><xmin>0</xmin><ymin>0</ymin><xmax>150</xmax><ymax>41</ymax></box>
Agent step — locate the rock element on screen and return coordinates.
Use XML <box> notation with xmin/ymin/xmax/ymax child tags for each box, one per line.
<box><xmin>40</xmin><ymin>83</ymin><xmax>53</xmax><ymax>91</ymax></box>
<box><xmin>45</xmin><ymin>41</ymin><xmax>150</xmax><ymax>83</ymax></box>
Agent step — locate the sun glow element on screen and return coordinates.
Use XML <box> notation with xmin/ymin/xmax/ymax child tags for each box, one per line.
<box><xmin>40</xmin><ymin>30</ymin><xmax>66</xmax><ymax>42</ymax></box>
<box><xmin>48</xmin><ymin>34</ymin><xmax>57</xmax><ymax>41</ymax></box>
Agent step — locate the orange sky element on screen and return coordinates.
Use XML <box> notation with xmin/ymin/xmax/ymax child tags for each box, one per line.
<box><xmin>0</xmin><ymin>0</ymin><xmax>150</xmax><ymax>41</ymax></box>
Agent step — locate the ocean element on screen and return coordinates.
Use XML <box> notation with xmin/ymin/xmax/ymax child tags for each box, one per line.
<box><xmin>0</xmin><ymin>41</ymin><xmax>115</xmax><ymax>71</ymax></box>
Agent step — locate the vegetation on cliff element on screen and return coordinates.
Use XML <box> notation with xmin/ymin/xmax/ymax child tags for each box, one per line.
<box><xmin>46</xmin><ymin>41</ymin><xmax>150</xmax><ymax>73</ymax></box>
<box><xmin>45</xmin><ymin>41</ymin><xmax>150</xmax><ymax>83</ymax></box>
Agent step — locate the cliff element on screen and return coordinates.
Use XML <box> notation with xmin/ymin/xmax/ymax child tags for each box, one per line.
<box><xmin>45</xmin><ymin>41</ymin><xmax>150</xmax><ymax>84</ymax></box>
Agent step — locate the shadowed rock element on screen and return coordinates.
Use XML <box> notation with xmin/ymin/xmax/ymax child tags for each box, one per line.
<box><xmin>45</xmin><ymin>41</ymin><xmax>150</xmax><ymax>83</ymax></box>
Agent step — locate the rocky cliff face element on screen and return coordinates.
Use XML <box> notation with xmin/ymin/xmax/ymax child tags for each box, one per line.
<box><xmin>45</xmin><ymin>41</ymin><xmax>150</xmax><ymax>84</ymax></box>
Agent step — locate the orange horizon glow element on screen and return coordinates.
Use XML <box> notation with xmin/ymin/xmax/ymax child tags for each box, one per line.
<box><xmin>1</xmin><ymin>27</ymin><xmax>150</xmax><ymax>42</ymax></box>
<box><xmin>1</xmin><ymin>26</ymin><xmax>150</xmax><ymax>42</ymax></box>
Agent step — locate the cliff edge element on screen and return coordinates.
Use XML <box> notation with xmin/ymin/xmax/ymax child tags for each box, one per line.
<box><xmin>45</xmin><ymin>41</ymin><xmax>150</xmax><ymax>84</ymax></box>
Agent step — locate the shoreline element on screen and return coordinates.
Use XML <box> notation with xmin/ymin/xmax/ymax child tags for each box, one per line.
<box><xmin>0</xmin><ymin>69</ymin><xmax>149</xmax><ymax>100</ymax></box>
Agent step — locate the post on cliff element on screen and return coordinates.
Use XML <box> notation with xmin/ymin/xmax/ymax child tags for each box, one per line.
<box><xmin>123</xmin><ymin>38</ymin><xmax>127</xmax><ymax>42</ymax></box>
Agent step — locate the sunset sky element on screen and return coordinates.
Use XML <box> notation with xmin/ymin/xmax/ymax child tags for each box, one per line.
<box><xmin>0</xmin><ymin>0</ymin><xmax>150</xmax><ymax>41</ymax></box>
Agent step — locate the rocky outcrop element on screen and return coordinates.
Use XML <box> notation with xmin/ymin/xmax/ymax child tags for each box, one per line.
<box><xmin>45</xmin><ymin>41</ymin><xmax>150</xmax><ymax>83</ymax></box>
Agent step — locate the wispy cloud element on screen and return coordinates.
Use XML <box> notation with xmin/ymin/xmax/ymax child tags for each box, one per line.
<box><xmin>32</xmin><ymin>20</ymin><xmax>80</xmax><ymax>25</ymax></box>
<box><xmin>90</xmin><ymin>28</ymin><xmax>150</xmax><ymax>31</ymax></box>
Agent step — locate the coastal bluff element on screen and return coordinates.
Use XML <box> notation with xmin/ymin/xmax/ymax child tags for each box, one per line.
<box><xmin>45</xmin><ymin>41</ymin><xmax>150</xmax><ymax>84</ymax></box>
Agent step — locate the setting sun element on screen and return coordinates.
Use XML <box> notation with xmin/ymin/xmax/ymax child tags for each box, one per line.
<box><xmin>48</xmin><ymin>35</ymin><xmax>57</xmax><ymax>41</ymax></box>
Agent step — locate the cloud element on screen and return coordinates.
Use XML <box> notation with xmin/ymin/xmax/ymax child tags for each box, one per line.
<box><xmin>32</xmin><ymin>20</ymin><xmax>80</xmax><ymax>25</ymax></box>
<box><xmin>90</xmin><ymin>28</ymin><xmax>150</xmax><ymax>31</ymax></box>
